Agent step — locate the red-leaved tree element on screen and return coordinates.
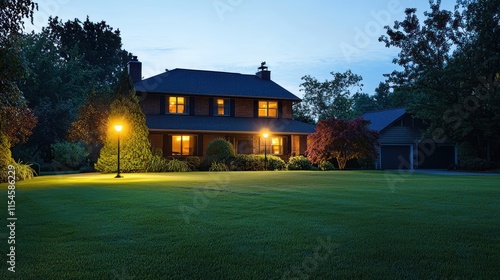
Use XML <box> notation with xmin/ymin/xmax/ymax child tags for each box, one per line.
<box><xmin>306</xmin><ymin>118</ymin><xmax>379</xmax><ymax>170</ymax></box>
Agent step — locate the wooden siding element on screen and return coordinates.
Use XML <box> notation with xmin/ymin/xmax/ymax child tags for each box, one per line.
<box><xmin>378</xmin><ymin>126</ymin><xmax>421</xmax><ymax>144</ymax></box>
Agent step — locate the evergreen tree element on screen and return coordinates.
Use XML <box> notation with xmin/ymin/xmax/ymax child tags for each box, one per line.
<box><xmin>95</xmin><ymin>72</ymin><xmax>152</xmax><ymax>173</ymax></box>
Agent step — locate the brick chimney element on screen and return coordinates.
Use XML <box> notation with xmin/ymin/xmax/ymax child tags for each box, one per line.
<box><xmin>127</xmin><ymin>55</ymin><xmax>142</xmax><ymax>83</ymax></box>
<box><xmin>256</xmin><ymin>61</ymin><xmax>270</xmax><ymax>80</ymax></box>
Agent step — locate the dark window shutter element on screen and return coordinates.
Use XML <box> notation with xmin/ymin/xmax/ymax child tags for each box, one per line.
<box><xmin>278</xmin><ymin>100</ymin><xmax>283</xmax><ymax>118</ymax></box>
<box><xmin>229</xmin><ymin>99</ymin><xmax>235</xmax><ymax>116</ymax></box>
<box><xmin>160</xmin><ymin>95</ymin><xmax>165</xmax><ymax>114</ymax></box>
<box><xmin>189</xmin><ymin>96</ymin><xmax>195</xmax><ymax>115</ymax></box>
<box><xmin>209</xmin><ymin>97</ymin><xmax>214</xmax><ymax>116</ymax></box>
<box><xmin>253</xmin><ymin>100</ymin><xmax>258</xmax><ymax>117</ymax></box>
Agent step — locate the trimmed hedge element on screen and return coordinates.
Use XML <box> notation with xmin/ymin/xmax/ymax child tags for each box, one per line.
<box><xmin>287</xmin><ymin>156</ymin><xmax>312</xmax><ymax>170</ymax></box>
<box><xmin>229</xmin><ymin>154</ymin><xmax>286</xmax><ymax>171</ymax></box>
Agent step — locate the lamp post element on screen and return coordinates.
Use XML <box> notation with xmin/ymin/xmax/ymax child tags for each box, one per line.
<box><xmin>115</xmin><ymin>125</ymin><xmax>123</xmax><ymax>178</ymax></box>
<box><xmin>263</xmin><ymin>133</ymin><xmax>269</xmax><ymax>170</ymax></box>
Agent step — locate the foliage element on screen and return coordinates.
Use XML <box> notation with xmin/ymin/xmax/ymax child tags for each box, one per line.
<box><xmin>266</xmin><ymin>155</ymin><xmax>287</xmax><ymax>171</ymax></box>
<box><xmin>209</xmin><ymin>161</ymin><xmax>229</xmax><ymax>172</ymax></box>
<box><xmin>68</xmin><ymin>90</ymin><xmax>113</xmax><ymax>162</ymax></box>
<box><xmin>298</xmin><ymin>70</ymin><xmax>364</xmax><ymax>121</ymax></box>
<box><xmin>167</xmin><ymin>159</ymin><xmax>191</xmax><ymax>172</ymax></box>
<box><xmin>15</xmin><ymin>15</ymin><xmax>130</xmax><ymax>162</ymax></box>
<box><xmin>306</xmin><ymin>118</ymin><xmax>379</xmax><ymax>170</ymax></box>
<box><xmin>185</xmin><ymin>156</ymin><xmax>203</xmax><ymax>171</ymax></box>
<box><xmin>229</xmin><ymin>154</ymin><xmax>264</xmax><ymax>171</ymax></box>
<box><xmin>0</xmin><ymin>0</ymin><xmax>37</xmax><ymax>40</ymax></box>
<box><xmin>228</xmin><ymin>154</ymin><xmax>285</xmax><ymax>171</ymax></box>
<box><xmin>287</xmin><ymin>155</ymin><xmax>312</xmax><ymax>170</ymax></box>
<box><xmin>459</xmin><ymin>156</ymin><xmax>494</xmax><ymax>171</ymax></box>
<box><xmin>318</xmin><ymin>160</ymin><xmax>335</xmax><ymax>171</ymax></box>
<box><xmin>379</xmin><ymin>0</ymin><xmax>500</xmax><ymax>160</ymax></box>
<box><xmin>95</xmin><ymin>72</ymin><xmax>152</xmax><ymax>173</ymax></box>
<box><xmin>44</xmin><ymin>16</ymin><xmax>130</xmax><ymax>86</ymax></box>
<box><xmin>205</xmin><ymin>138</ymin><xmax>236</xmax><ymax>163</ymax></box>
<box><xmin>11</xmin><ymin>160</ymin><xmax>36</xmax><ymax>180</ymax></box>
<box><xmin>50</xmin><ymin>141</ymin><xmax>89</xmax><ymax>169</ymax></box>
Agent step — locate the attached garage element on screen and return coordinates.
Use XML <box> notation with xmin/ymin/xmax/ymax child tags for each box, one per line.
<box><xmin>381</xmin><ymin>145</ymin><xmax>412</xmax><ymax>169</ymax></box>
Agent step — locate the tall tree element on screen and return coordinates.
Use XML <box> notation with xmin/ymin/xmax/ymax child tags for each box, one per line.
<box><xmin>298</xmin><ymin>70</ymin><xmax>364</xmax><ymax>121</ymax></box>
<box><xmin>306</xmin><ymin>118</ymin><xmax>379</xmax><ymax>170</ymax></box>
<box><xmin>44</xmin><ymin>16</ymin><xmax>130</xmax><ymax>87</ymax></box>
<box><xmin>0</xmin><ymin>0</ymin><xmax>38</xmax><ymax>149</ymax></box>
<box><xmin>95</xmin><ymin>72</ymin><xmax>152</xmax><ymax>173</ymax></box>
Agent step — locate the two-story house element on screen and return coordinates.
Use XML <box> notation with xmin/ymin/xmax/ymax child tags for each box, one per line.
<box><xmin>128</xmin><ymin>57</ymin><xmax>315</xmax><ymax>160</ymax></box>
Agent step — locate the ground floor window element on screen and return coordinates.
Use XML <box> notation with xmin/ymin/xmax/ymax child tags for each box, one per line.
<box><xmin>260</xmin><ymin>136</ymin><xmax>283</xmax><ymax>155</ymax></box>
<box><xmin>172</xmin><ymin>135</ymin><xmax>196</xmax><ymax>155</ymax></box>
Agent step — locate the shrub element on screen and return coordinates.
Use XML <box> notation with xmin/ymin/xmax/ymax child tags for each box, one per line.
<box><xmin>146</xmin><ymin>155</ymin><xmax>169</xmax><ymax>172</ymax></box>
<box><xmin>209</xmin><ymin>161</ymin><xmax>229</xmax><ymax>172</ymax></box>
<box><xmin>1</xmin><ymin>160</ymin><xmax>36</xmax><ymax>182</ymax></box>
<box><xmin>51</xmin><ymin>141</ymin><xmax>89</xmax><ymax>169</ymax></box>
<box><xmin>319</xmin><ymin>160</ymin><xmax>335</xmax><ymax>171</ymax></box>
<box><xmin>459</xmin><ymin>156</ymin><xmax>493</xmax><ymax>171</ymax></box>
<box><xmin>229</xmin><ymin>154</ymin><xmax>264</xmax><ymax>171</ymax></box>
<box><xmin>205</xmin><ymin>138</ymin><xmax>235</xmax><ymax>163</ymax></box>
<box><xmin>265</xmin><ymin>155</ymin><xmax>286</xmax><ymax>170</ymax></box>
<box><xmin>167</xmin><ymin>158</ymin><xmax>191</xmax><ymax>172</ymax></box>
<box><xmin>185</xmin><ymin>156</ymin><xmax>203</xmax><ymax>171</ymax></box>
<box><xmin>287</xmin><ymin>155</ymin><xmax>312</xmax><ymax>170</ymax></box>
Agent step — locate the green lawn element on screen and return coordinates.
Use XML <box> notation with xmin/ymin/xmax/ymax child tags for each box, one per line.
<box><xmin>1</xmin><ymin>171</ymin><xmax>499</xmax><ymax>279</ymax></box>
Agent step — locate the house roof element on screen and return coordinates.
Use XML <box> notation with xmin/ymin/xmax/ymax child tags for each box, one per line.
<box><xmin>361</xmin><ymin>108</ymin><xmax>406</xmax><ymax>132</ymax></box>
<box><xmin>146</xmin><ymin>114</ymin><xmax>315</xmax><ymax>135</ymax></box>
<box><xmin>134</xmin><ymin>68</ymin><xmax>301</xmax><ymax>101</ymax></box>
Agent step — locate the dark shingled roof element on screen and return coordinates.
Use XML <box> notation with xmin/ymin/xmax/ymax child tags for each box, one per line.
<box><xmin>134</xmin><ymin>68</ymin><xmax>301</xmax><ymax>101</ymax></box>
<box><xmin>146</xmin><ymin>114</ymin><xmax>315</xmax><ymax>134</ymax></box>
<box><xmin>361</xmin><ymin>108</ymin><xmax>406</xmax><ymax>132</ymax></box>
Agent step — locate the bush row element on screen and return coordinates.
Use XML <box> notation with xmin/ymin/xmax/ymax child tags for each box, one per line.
<box><xmin>144</xmin><ymin>154</ymin><xmax>336</xmax><ymax>172</ymax></box>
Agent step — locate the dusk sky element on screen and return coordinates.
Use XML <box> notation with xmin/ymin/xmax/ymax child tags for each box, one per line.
<box><xmin>28</xmin><ymin>0</ymin><xmax>457</xmax><ymax>97</ymax></box>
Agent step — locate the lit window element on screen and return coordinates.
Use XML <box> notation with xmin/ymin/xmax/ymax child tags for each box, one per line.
<box><xmin>260</xmin><ymin>136</ymin><xmax>283</xmax><ymax>155</ymax></box>
<box><xmin>168</xmin><ymin>96</ymin><xmax>188</xmax><ymax>114</ymax></box>
<box><xmin>258</xmin><ymin>101</ymin><xmax>278</xmax><ymax>117</ymax></box>
<box><xmin>214</xmin><ymin>98</ymin><xmax>230</xmax><ymax>116</ymax></box>
<box><xmin>171</xmin><ymin>135</ymin><xmax>196</xmax><ymax>155</ymax></box>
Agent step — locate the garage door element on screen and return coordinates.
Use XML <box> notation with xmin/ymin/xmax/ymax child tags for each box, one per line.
<box><xmin>381</xmin><ymin>145</ymin><xmax>411</xmax><ymax>169</ymax></box>
<box><xmin>417</xmin><ymin>144</ymin><xmax>455</xmax><ymax>169</ymax></box>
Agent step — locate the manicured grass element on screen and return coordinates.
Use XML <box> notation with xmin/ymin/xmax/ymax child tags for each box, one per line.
<box><xmin>1</xmin><ymin>171</ymin><xmax>499</xmax><ymax>279</ymax></box>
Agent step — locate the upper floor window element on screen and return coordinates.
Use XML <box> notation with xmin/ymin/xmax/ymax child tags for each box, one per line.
<box><xmin>258</xmin><ymin>101</ymin><xmax>278</xmax><ymax>117</ymax></box>
<box><xmin>168</xmin><ymin>96</ymin><xmax>188</xmax><ymax>114</ymax></box>
<box><xmin>214</xmin><ymin>98</ymin><xmax>230</xmax><ymax>116</ymax></box>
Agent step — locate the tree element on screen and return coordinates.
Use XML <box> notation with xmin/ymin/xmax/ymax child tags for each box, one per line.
<box><xmin>299</xmin><ymin>70</ymin><xmax>364</xmax><ymax>121</ymax></box>
<box><xmin>44</xmin><ymin>16</ymin><xmax>130</xmax><ymax>87</ymax></box>
<box><xmin>306</xmin><ymin>118</ymin><xmax>379</xmax><ymax>170</ymax></box>
<box><xmin>379</xmin><ymin>0</ymin><xmax>500</xmax><ymax>161</ymax></box>
<box><xmin>68</xmin><ymin>90</ymin><xmax>113</xmax><ymax>163</ymax></box>
<box><xmin>352</xmin><ymin>92</ymin><xmax>378</xmax><ymax>116</ymax></box>
<box><xmin>14</xmin><ymin>17</ymin><xmax>130</xmax><ymax>162</ymax></box>
<box><xmin>95</xmin><ymin>72</ymin><xmax>152</xmax><ymax>173</ymax></box>
<box><xmin>0</xmin><ymin>0</ymin><xmax>38</xmax><ymax>157</ymax></box>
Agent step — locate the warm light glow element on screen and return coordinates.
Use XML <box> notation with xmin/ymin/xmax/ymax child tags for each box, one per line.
<box><xmin>263</xmin><ymin>133</ymin><xmax>269</xmax><ymax>138</ymax></box>
<box><xmin>114</xmin><ymin>125</ymin><xmax>123</xmax><ymax>132</ymax></box>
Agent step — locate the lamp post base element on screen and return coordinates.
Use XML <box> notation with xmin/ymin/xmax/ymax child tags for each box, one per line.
<box><xmin>115</xmin><ymin>174</ymin><xmax>122</xmax><ymax>178</ymax></box>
